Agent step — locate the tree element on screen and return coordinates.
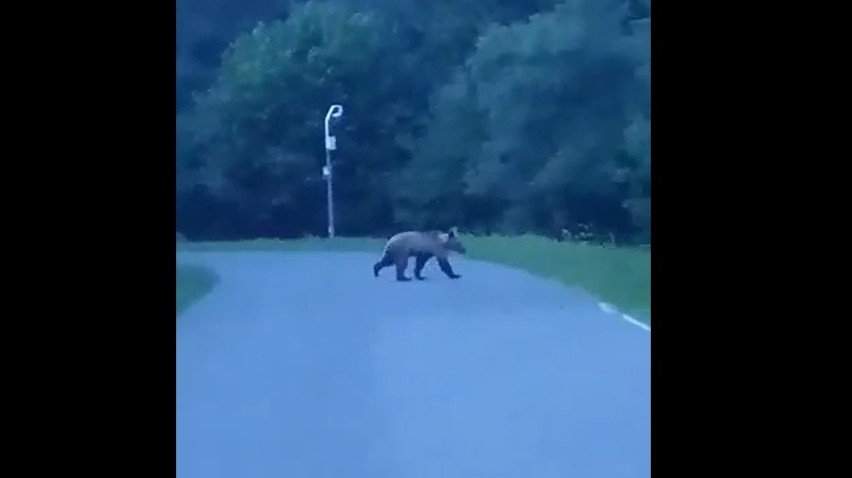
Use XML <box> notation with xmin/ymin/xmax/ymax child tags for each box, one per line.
<box><xmin>176</xmin><ymin>0</ymin><xmax>651</xmax><ymax>243</ymax></box>
<box><xmin>395</xmin><ymin>0</ymin><xmax>651</xmax><ymax>241</ymax></box>
<box><xmin>179</xmin><ymin>0</ymin><xmax>419</xmax><ymax>238</ymax></box>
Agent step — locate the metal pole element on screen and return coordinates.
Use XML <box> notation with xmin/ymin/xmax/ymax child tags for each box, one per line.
<box><xmin>325</xmin><ymin>147</ymin><xmax>334</xmax><ymax>238</ymax></box>
<box><xmin>323</xmin><ymin>104</ymin><xmax>343</xmax><ymax>238</ymax></box>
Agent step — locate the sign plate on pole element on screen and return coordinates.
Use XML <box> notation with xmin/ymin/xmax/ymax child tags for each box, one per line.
<box><xmin>325</xmin><ymin>136</ymin><xmax>336</xmax><ymax>151</ymax></box>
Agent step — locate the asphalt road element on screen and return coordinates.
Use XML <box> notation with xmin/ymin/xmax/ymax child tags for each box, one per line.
<box><xmin>176</xmin><ymin>251</ymin><xmax>650</xmax><ymax>478</ymax></box>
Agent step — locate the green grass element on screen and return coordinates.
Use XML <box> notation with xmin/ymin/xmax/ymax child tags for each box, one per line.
<box><xmin>176</xmin><ymin>263</ymin><xmax>219</xmax><ymax>316</ymax></box>
<box><xmin>177</xmin><ymin>234</ymin><xmax>650</xmax><ymax>323</ymax></box>
<box><xmin>177</xmin><ymin>236</ymin><xmax>384</xmax><ymax>253</ymax></box>
<box><xmin>464</xmin><ymin>235</ymin><xmax>650</xmax><ymax>323</ymax></box>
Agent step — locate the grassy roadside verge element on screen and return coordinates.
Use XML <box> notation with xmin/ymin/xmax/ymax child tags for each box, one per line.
<box><xmin>177</xmin><ymin>234</ymin><xmax>650</xmax><ymax>323</ymax></box>
<box><xmin>176</xmin><ymin>263</ymin><xmax>219</xmax><ymax>316</ymax></box>
<box><xmin>464</xmin><ymin>235</ymin><xmax>650</xmax><ymax>322</ymax></box>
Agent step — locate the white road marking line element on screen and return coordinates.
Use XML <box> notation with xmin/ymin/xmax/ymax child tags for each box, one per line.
<box><xmin>598</xmin><ymin>302</ymin><xmax>651</xmax><ymax>332</ymax></box>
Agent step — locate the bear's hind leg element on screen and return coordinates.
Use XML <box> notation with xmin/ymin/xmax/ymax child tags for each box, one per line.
<box><xmin>373</xmin><ymin>252</ymin><xmax>394</xmax><ymax>277</ymax></box>
<box><xmin>395</xmin><ymin>255</ymin><xmax>411</xmax><ymax>281</ymax></box>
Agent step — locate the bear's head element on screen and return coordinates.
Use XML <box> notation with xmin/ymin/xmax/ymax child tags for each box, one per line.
<box><xmin>439</xmin><ymin>228</ymin><xmax>466</xmax><ymax>255</ymax></box>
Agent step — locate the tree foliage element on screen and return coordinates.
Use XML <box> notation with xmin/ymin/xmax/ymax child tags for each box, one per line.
<box><xmin>176</xmin><ymin>0</ymin><xmax>651</xmax><ymax>243</ymax></box>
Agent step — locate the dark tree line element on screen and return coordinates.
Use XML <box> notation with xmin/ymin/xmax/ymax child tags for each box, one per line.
<box><xmin>176</xmin><ymin>0</ymin><xmax>651</xmax><ymax>243</ymax></box>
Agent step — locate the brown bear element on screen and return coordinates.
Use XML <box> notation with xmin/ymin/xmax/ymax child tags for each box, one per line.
<box><xmin>373</xmin><ymin>228</ymin><xmax>466</xmax><ymax>281</ymax></box>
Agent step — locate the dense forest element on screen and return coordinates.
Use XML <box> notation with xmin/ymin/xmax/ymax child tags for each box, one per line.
<box><xmin>176</xmin><ymin>0</ymin><xmax>651</xmax><ymax>244</ymax></box>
